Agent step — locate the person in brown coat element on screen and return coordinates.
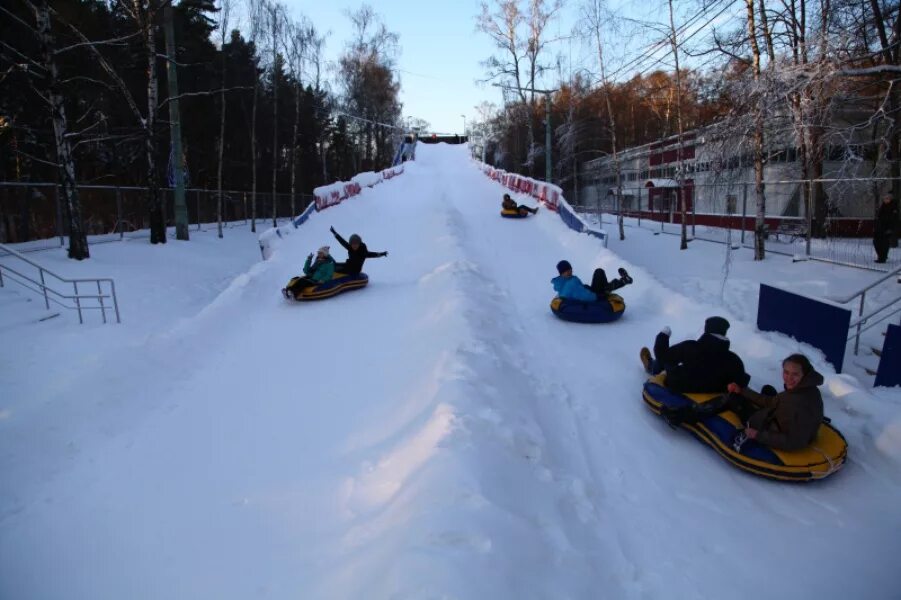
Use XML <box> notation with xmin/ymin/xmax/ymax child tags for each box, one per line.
<box><xmin>727</xmin><ymin>353</ymin><xmax>824</xmax><ymax>451</ymax></box>
<box><xmin>660</xmin><ymin>353</ymin><xmax>824</xmax><ymax>452</ymax></box>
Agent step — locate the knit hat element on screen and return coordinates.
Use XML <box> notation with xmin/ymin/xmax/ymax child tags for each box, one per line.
<box><xmin>704</xmin><ymin>316</ymin><xmax>730</xmax><ymax>336</ymax></box>
<box><xmin>349</xmin><ymin>234</ymin><xmax>362</xmax><ymax>244</ymax></box>
<box><xmin>317</xmin><ymin>245</ymin><xmax>330</xmax><ymax>256</ymax></box>
<box><xmin>504</xmin><ymin>193</ymin><xmax>511</xmax><ymax>200</ymax></box>
<box><xmin>556</xmin><ymin>260</ymin><xmax>572</xmax><ymax>275</ymax></box>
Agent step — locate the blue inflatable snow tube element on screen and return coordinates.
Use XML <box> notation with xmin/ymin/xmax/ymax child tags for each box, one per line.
<box><xmin>287</xmin><ymin>273</ymin><xmax>369</xmax><ymax>301</ymax></box>
<box><xmin>642</xmin><ymin>374</ymin><xmax>847</xmax><ymax>481</ymax></box>
<box><xmin>550</xmin><ymin>294</ymin><xmax>625</xmax><ymax>323</ymax></box>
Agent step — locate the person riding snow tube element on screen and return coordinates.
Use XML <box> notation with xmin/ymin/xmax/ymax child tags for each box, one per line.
<box><xmin>282</xmin><ymin>246</ymin><xmax>368</xmax><ymax>301</ymax></box>
<box><xmin>549</xmin><ymin>260</ymin><xmax>630</xmax><ymax>323</ymax></box>
<box><xmin>641</xmin><ymin>372</ymin><xmax>847</xmax><ymax>482</ymax></box>
<box><xmin>286</xmin><ymin>272</ymin><xmax>369</xmax><ymax>301</ymax></box>
<box><xmin>501</xmin><ymin>193</ymin><xmax>539</xmax><ymax>218</ymax></box>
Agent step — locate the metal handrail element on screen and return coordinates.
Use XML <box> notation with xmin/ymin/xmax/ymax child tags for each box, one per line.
<box><xmin>826</xmin><ymin>264</ymin><xmax>901</xmax><ymax>304</ymax></box>
<box><xmin>849</xmin><ymin>305</ymin><xmax>901</xmax><ymax>340</ymax></box>
<box><xmin>824</xmin><ymin>264</ymin><xmax>901</xmax><ymax>355</ymax></box>
<box><xmin>0</xmin><ymin>242</ymin><xmax>120</xmax><ymax>324</ymax></box>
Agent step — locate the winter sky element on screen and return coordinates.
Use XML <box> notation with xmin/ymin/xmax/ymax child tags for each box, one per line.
<box><xmin>282</xmin><ymin>0</ymin><xmax>746</xmax><ymax>134</ymax></box>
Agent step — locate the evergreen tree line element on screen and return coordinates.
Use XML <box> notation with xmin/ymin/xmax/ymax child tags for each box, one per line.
<box><xmin>0</xmin><ymin>0</ymin><xmax>402</xmax><ymax>258</ymax></box>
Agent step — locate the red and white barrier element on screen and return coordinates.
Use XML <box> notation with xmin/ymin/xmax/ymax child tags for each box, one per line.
<box><xmin>313</xmin><ymin>165</ymin><xmax>405</xmax><ymax>211</ymax></box>
<box><xmin>479</xmin><ymin>164</ymin><xmax>561</xmax><ymax>212</ymax></box>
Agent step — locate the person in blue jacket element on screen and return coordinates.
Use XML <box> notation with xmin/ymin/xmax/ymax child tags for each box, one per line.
<box><xmin>552</xmin><ymin>260</ymin><xmax>632</xmax><ymax>301</ymax></box>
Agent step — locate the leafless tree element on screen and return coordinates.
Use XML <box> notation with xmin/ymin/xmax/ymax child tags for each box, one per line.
<box><xmin>23</xmin><ymin>0</ymin><xmax>90</xmax><ymax>259</ymax></box>
<box><xmin>581</xmin><ymin>0</ymin><xmax>625</xmax><ymax>240</ymax></box>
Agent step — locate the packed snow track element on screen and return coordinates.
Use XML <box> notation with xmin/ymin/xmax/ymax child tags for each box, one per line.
<box><xmin>1</xmin><ymin>144</ymin><xmax>899</xmax><ymax>600</ymax></box>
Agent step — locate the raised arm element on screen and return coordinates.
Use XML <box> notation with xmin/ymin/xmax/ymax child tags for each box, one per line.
<box><xmin>330</xmin><ymin>226</ymin><xmax>350</xmax><ymax>250</ymax></box>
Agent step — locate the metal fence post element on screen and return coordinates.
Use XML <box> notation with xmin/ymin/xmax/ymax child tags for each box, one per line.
<box><xmin>39</xmin><ymin>268</ymin><xmax>49</xmax><ymax>310</ymax></box>
<box><xmin>55</xmin><ymin>185</ymin><xmax>64</xmax><ymax>247</ymax></box>
<box><xmin>73</xmin><ymin>280</ymin><xmax>83</xmax><ymax>324</ymax></box>
<box><xmin>741</xmin><ymin>182</ymin><xmax>748</xmax><ymax>244</ymax></box>
<box><xmin>854</xmin><ymin>291</ymin><xmax>866</xmax><ymax>355</ymax></box>
<box><xmin>637</xmin><ymin>187</ymin><xmax>642</xmax><ymax>228</ymax></box>
<box><xmin>116</xmin><ymin>187</ymin><xmax>123</xmax><ymax>240</ymax></box>
<box><xmin>97</xmin><ymin>280</ymin><xmax>107</xmax><ymax>324</ymax></box>
<box><xmin>805</xmin><ymin>180</ymin><xmax>813</xmax><ymax>256</ymax></box>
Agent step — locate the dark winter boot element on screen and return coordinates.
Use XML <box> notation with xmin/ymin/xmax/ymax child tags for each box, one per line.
<box><xmin>618</xmin><ymin>267</ymin><xmax>633</xmax><ymax>285</ymax></box>
<box><xmin>640</xmin><ymin>347</ymin><xmax>653</xmax><ymax>374</ymax></box>
<box><xmin>659</xmin><ymin>405</ymin><xmax>691</xmax><ymax>429</ymax></box>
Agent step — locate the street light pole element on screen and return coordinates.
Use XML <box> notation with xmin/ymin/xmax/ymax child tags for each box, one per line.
<box><xmin>492</xmin><ymin>83</ymin><xmax>557</xmax><ymax>184</ymax></box>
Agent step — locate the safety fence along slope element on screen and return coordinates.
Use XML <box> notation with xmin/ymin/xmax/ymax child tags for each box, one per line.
<box><xmin>258</xmin><ymin>165</ymin><xmax>405</xmax><ymax>260</ymax></box>
<box><xmin>477</xmin><ymin>163</ymin><xmax>608</xmax><ymax>247</ymax></box>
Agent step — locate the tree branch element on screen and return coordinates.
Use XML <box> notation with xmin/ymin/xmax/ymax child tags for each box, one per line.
<box><xmin>156</xmin><ymin>86</ymin><xmax>254</xmax><ymax>110</ymax></box>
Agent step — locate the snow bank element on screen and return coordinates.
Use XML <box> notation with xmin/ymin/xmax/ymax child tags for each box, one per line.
<box><xmin>260</xmin><ymin>166</ymin><xmax>407</xmax><ymax>260</ymax></box>
<box><xmin>313</xmin><ymin>165</ymin><xmax>405</xmax><ymax>211</ymax></box>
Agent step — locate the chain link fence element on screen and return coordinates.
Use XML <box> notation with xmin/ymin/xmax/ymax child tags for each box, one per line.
<box><xmin>573</xmin><ymin>178</ymin><xmax>899</xmax><ymax>271</ymax></box>
<box><xmin>0</xmin><ymin>182</ymin><xmax>314</xmax><ymax>251</ymax></box>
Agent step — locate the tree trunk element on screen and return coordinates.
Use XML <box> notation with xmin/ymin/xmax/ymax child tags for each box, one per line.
<box><xmin>290</xmin><ymin>81</ymin><xmax>299</xmax><ymax>219</ymax></box>
<box><xmin>34</xmin><ymin>0</ymin><xmax>89</xmax><ymax>259</ymax></box>
<box><xmin>746</xmin><ymin>0</ymin><xmax>766</xmax><ymax>260</ymax></box>
<box><xmin>668</xmin><ymin>0</ymin><xmax>688</xmax><ymax>250</ymax></box>
<box><xmin>593</xmin><ymin>12</ymin><xmax>624</xmax><ymax>241</ymax></box>
<box><xmin>143</xmin><ymin>5</ymin><xmax>164</xmax><ymax>244</ymax></box>
<box><xmin>217</xmin><ymin>37</ymin><xmax>226</xmax><ymax>238</ymax></box>
<box><xmin>250</xmin><ymin>77</ymin><xmax>258</xmax><ymax>233</ymax></box>
<box><xmin>270</xmin><ymin>9</ymin><xmax>279</xmax><ymax>228</ymax></box>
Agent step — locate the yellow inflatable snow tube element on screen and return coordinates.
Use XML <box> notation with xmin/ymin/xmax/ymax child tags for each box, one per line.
<box><xmin>642</xmin><ymin>373</ymin><xmax>847</xmax><ymax>481</ymax></box>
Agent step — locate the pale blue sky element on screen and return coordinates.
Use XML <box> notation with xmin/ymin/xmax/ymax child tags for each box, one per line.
<box><xmin>280</xmin><ymin>1</ymin><xmax>743</xmax><ymax>134</ymax></box>
<box><xmin>286</xmin><ymin>0</ymin><xmax>505</xmax><ymax>134</ymax></box>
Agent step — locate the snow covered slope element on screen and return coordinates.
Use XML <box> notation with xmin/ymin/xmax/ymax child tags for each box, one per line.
<box><xmin>1</xmin><ymin>143</ymin><xmax>899</xmax><ymax>600</ymax></box>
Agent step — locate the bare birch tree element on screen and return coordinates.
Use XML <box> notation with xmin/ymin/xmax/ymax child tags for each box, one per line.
<box><xmin>28</xmin><ymin>0</ymin><xmax>89</xmax><ymax>259</ymax></box>
<box><xmin>247</xmin><ymin>0</ymin><xmax>265</xmax><ymax>232</ymax></box>
<box><xmin>667</xmin><ymin>0</ymin><xmax>690</xmax><ymax>250</ymax></box>
<box><xmin>582</xmin><ymin>0</ymin><xmax>625</xmax><ymax>240</ymax></box>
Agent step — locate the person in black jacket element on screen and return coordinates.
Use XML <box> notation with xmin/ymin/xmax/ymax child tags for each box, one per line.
<box><xmin>502</xmin><ymin>193</ymin><xmax>539</xmax><ymax>215</ymax></box>
<box><xmin>639</xmin><ymin>316</ymin><xmax>750</xmax><ymax>393</ymax></box>
<box><xmin>874</xmin><ymin>193</ymin><xmax>898</xmax><ymax>263</ymax></box>
<box><xmin>330</xmin><ymin>226</ymin><xmax>388</xmax><ymax>275</ymax></box>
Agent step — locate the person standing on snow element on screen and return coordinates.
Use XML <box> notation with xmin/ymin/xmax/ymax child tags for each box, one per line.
<box><xmin>551</xmin><ymin>260</ymin><xmax>632</xmax><ymax>302</ymax></box>
<box><xmin>640</xmin><ymin>316</ymin><xmax>750</xmax><ymax>394</ymax></box>
<box><xmin>502</xmin><ymin>193</ymin><xmax>539</xmax><ymax>216</ymax></box>
<box><xmin>283</xmin><ymin>246</ymin><xmax>335</xmax><ymax>299</ymax></box>
<box><xmin>330</xmin><ymin>226</ymin><xmax>388</xmax><ymax>275</ymax></box>
<box><xmin>874</xmin><ymin>192</ymin><xmax>898</xmax><ymax>263</ymax></box>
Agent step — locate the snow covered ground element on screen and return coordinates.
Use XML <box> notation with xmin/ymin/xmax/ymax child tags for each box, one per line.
<box><xmin>1</xmin><ymin>143</ymin><xmax>900</xmax><ymax>599</ymax></box>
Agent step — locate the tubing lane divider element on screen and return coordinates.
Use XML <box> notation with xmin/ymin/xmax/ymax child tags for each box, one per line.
<box><xmin>258</xmin><ymin>164</ymin><xmax>406</xmax><ymax>260</ymax></box>
<box><xmin>474</xmin><ymin>160</ymin><xmax>607</xmax><ymax>247</ymax></box>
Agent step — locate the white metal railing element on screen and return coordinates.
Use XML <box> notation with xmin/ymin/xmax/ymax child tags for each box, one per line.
<box><xmin>826</xmin><ymin>264</ymin><xmax>901</xmax><ymax>355</ymax></box>
<box><xmin>0</xmin><ymin>242</ymin><xmax>120</xmax><ymax>324</ymax></box>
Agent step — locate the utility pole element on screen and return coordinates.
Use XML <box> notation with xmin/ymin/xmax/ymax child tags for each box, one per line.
<box><xmin>493</xmin><ymin>83</ymin><xmax>557</xmax><ymax>184</ymax></box>
<box><xmin>164</xmin><ymin>4</ymin><xmax>189</xmax><ymax>240</ymax></box>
